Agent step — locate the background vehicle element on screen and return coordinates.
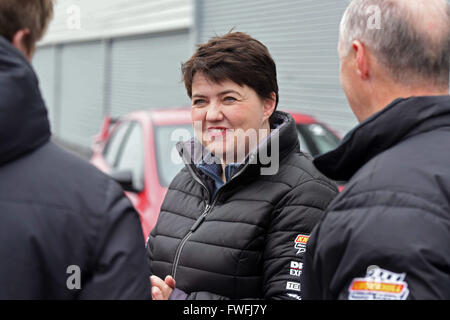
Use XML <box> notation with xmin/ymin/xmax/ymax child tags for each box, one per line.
<box><xmin>90</xmin><ymin>108</ymin><xmax>342</xmax><ymax>237</ymax></box>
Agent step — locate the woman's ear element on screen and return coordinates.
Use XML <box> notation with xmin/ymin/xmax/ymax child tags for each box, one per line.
<box><xmin>262</xmin><ymin>92</ymin><xmax>277</xmax><ymax>122</ymax></box>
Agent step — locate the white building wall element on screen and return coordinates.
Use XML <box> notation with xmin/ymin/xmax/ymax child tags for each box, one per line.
<box><xmin>33</xmin><ymin>0</ymin><xmax>194</xmax><ymax>147</ymax></box>
<box><xmin>40</xmin><ymin>0</ymin><xmax>193</xmax><ymax>45</ymax></box>
<box><xmin>198</xmin><ymin>0</ymin><xmax>358</xmax><ymax>135</ymax></box>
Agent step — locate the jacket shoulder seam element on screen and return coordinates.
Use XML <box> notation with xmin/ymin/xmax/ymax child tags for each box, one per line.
<box><xmin>187</xmin><ymin>239</ymin><xmax>260</xmax><ymax>252</ymax></box>
<box><xmin>332</xmin><ymin>189</ymin><xmax>446</xmax><ymax>215</ymax></box>
<box><xmin>158</xmin><ymin>209</ymin><xmax>197</xmax><ymax>222</ymax></box>
<box><xmin>166</xmin><ymin>187</ymin><xmax>204</xmax><ymax>201</ymax></box>
<box><xmin>274</xmin><ymin>178</ymin><xmax>337</xmax><ymax>209</ymax></box>
<box><xmin>205</xmin><ymin>219</ymin><xmax>266</xmax><ymax>230</ymax></box>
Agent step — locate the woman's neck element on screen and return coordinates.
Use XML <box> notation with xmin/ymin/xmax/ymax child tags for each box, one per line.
<box><xmin>219</xmin><ymin>122</ymin><xmax>272</xmax><ymax>181</ymax></box>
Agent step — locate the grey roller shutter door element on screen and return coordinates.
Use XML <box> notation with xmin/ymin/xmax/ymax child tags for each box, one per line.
<box><xmin>110</xmin><ymin>31</ymin><xmax>191</xmax><ymax>117</ymax></box>
<box><xmin>198</xmin><ymin>0</ymin><xmax>357</xmax><ymax>135</ymax></box>
<box><xmin>33</xmin><ymin>46</ymin><xmax>57</xmax><ymax>133</ymax></box>
<box><xmin>59</xmin><ymin>41</ymin><xmax>106</xmax><ymax>147</ymax></box>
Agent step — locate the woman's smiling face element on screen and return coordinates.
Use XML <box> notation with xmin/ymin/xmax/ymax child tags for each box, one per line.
<box><xmin>191</xmin><ymin>72</ymin><xmax>276</xmax><ymax>163</ymax></box>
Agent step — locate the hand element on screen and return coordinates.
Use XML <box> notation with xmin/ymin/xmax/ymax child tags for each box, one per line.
<box><xmin>150</xmin><ymin>275</ymin><xmax>176</xmax><ymax>300</ymax></box>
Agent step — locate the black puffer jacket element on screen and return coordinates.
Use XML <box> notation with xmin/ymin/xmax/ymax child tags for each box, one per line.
<box><xmin>302</xmin><ymin>96</ymin><xmax>450</xmax><ymax>300</ymax></box>
<box><xmin>146</xmin><ymin>111</ymin><xmax>338</xmax><ymax>300</ymax></box>
<box><xmin>0</xmin><ymin>37</ymin><xmax>150</xmax><ymax>299</ymax></box>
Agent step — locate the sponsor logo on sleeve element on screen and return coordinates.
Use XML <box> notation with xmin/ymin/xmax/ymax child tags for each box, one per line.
<box><xmin>287</xmin><ymin>293</ymin><xmax>302</xmax><ymax>300</ymax></box>
<box><xmin>348</xmin><ymin>266</ymin><xmax>410</xmax><ymax>300</ymax></box>
<box><xmin>294</xmin><ymin>234</ymin><xmax>309</xmax><ymax>254</ymax></box>
<box><xmin>286</xmin><ymin>281</ymin><xmax>301</xmax><ymax>292</ymax></box>
<box><xmin>290</xmin><ymin>261</ymin><xmax>303</xmax><ymax>277</ymax></box>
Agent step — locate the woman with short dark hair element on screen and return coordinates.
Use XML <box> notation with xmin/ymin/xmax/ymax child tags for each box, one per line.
<box><xmin>147</xmin><ymin>32</ymin><xmax>338</xmax><ymax>300</ymax></box>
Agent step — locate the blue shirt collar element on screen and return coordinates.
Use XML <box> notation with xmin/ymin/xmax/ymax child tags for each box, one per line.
<box><xmin>196</xmin><ymin>123</ymin><xmax>281</xmax><ymax>197</ymax></box>
<box><xmin>197</xmin><ymin>161</ymin><xmax>240</xmax><ymax>197</ymax></box>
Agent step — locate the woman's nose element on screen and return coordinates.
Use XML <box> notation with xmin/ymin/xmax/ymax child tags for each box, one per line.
<box><xmin>205</xmin><ymin>102</ymin><xmax>224</xmax><ymax>122</ymax></box>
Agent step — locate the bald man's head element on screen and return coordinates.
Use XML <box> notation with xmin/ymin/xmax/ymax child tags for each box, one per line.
<box><xmin>340</xmin><ymin>0</ymin><xmax>450</xmax><ymax>88</ymax></box>
<box><xmin>397</xmin><ymin>0</ymin><xmax>449</xmax><ymax>51</ymax></box>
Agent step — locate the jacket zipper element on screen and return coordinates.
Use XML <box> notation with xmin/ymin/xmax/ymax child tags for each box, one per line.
<box><xmin>171</xmin><ymin>203</ymin><xmax>212</xmax><ymax>279</ymax></box>
<box><xmin>171</xmin><ymin>159</ymin><xmax>253</xmax><ymax>280</ymax></box>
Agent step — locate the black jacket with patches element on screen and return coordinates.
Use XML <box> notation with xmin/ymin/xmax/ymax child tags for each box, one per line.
<box><xmin>0</xmin><ymin>37</ymin><xmax>150</xmax><ymax>299</ymax></box>
<box><xmin>146</xmin><ymin>111</ymin><xmax>338</xmax><ymax>300</ymax></box>
<box><xmin>302</xmin><ymin>96</ymin><xmax>450</xmax><ymax>300</ymax></box>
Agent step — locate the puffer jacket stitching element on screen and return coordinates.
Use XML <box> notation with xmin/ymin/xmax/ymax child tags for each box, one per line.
<box><xmin>168</xmin><ymin>187</ymin><xmax>205</xmax><ymax>201</ymax></box>
<box><xmin>186</xmin><ymin>239</ymin><xmax>261</xmax><ymax>252</ymax></box>
<box><xmin>235</xmin><ymin>232</ymin><xmax>266</xmax><ymax>298</ymax></box>
<box><xmin>223</xmin><ymin>198</ymin><xmax>275</xmax><ymax>205</ymax></box>
<box><xmin>158</xmin><ymin>209</ymin><xmax>198</xmax><ymax>222</ymax></box>
<box><xmin>153</xmin><ymin>234</ymin><xmax>183</xmax><ymax>241</ymax></box>
<box><xmin>203</xmin><ymin>220</ymin><xmax>266</xmax><ymax>229</ymax></box>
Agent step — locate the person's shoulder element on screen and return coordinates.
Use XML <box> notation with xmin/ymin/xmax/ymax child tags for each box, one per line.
<box><xmin>41</xmin><ymin>141</ymin><xmax>114</xmax><ymax>189</ymax></box>
<box><xmin>0</xmin><ymin>141</ymin><xmax>134</xmax><ymax>254</ymax></box>
<box><xmin>344</xmin><ymin>133</ymin><xmax>450</xmax><ymax>212</ymax></box>
<box><xmin>277</xmin><ymin>150</ymin><xmax>338</xmax><ymax>192</ymax></box>
<box><xmin>166</xmin><ymin>165</ymin><xmax>194</xmax><ymax>191</ymax></box>
<box><xmin>3</xmin><ymin>141</ymin><xmax>122</xmax><ymax>207</ymax></box>
<box><xmin>324</xmin><ymin>144</ymin><xmax>450</xmax><ymax>234</ymax></box>
<box><xmin>261</xmin><ymin>151</ymin><xmax>338</xmax><ymax>212</ymax></box>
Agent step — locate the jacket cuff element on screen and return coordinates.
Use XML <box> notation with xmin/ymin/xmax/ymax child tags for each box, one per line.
<box><xmin>169</xmin><ymin>288</ymin><xmax>188</xmax><ymax>300</ymax></box>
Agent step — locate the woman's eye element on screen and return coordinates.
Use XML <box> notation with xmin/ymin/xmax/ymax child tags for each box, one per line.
<box><xmin>223</xmin><ymin>96</ymin><xmax>237</xmax><ymax>103</ymax></box>
<box><xmin>193</xmin><ymin>99</ymin><xmax>206</xmax><ymax>106</ymax></box>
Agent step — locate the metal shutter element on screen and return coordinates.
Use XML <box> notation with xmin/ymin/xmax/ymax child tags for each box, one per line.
<box><xmin>59</xmin><ymin>41</ymin><xmax>106</xmax><ymax>146</ymax></box>
<box><xmin>41</xmin><ymin>0</ymin><xmax>192</xmax><ymax>45</ymax></box>
<box><xmin>197</xmin><ymin>0</ymin><xmax>357</xmax><ymax>135</ymax></box>
<box><xmin>109</xmin><ymin>31</ymin><xmax>191</xmax><ymax>117</ymax></box>
<box><xmin>32</xmin><ymin>46</ymin><xmax>57</xmax><ymax>133</ymax></box>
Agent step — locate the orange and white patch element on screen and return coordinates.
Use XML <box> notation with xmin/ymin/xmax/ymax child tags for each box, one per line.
<box><xmin>294</xmin><ymin>234</ymin><xmax>310</xmax><ymax>254</ymax></box>
<box><xmin>348</xmin><ymin>266</ymin><xmax>409</xmax><ymax>300</ymax></box>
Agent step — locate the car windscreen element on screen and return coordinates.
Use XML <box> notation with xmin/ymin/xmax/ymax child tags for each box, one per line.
<box><xmin>296</xmin><ymin>123</ymin><xmax>341</xmax><ymax>157</ymax></box>
<box><xmin>154</xmin><ymin>124</ymin><xmax>194</xmax><ymax>187</ymax></box>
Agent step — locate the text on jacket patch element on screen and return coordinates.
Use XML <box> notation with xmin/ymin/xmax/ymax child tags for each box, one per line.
<box><xmin>348</xmin><ymin>266</ymin><xmax>410</xmax><ymax>300</ymax></box>
<box><xmin>294</xmin><ymin>234</ymin><xmax>309</xmax><ymax>254</ymax></box>
<box><xmin>290</xmin><ymin>261</ymin><xmax>303</xmax><ymax>277</ymax></box>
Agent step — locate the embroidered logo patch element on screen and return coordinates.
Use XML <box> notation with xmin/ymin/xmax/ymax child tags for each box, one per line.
<box><xmin>294</xmin><ymin>234</ymin><xmax>309</xmax><ymax>254</ymax></box>
<box><xmin>287</xmin><ymin>293</ymin><xmax>302</xmax><ymax>300</ymax></box>
<box><xmin>289</xmin><ymin>261</ymin><xmax>303</xmax><ymax>277</ymax></box>
<box><xmin>348</xmin><ymin>266</ymin><xmax>410</xmax><ymax>300</ymax></box>
<box><xmin>286</xmin><ymin>281</ymin><xmax>301</xmax><ymax>292</ymax></box>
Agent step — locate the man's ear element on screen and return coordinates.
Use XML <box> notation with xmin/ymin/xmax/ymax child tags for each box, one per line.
<box><xmin>262</xmin><ymin>92</ymin><xmax>277</xmax><ymax>122</ymax></box>
<box><xmin>352</xmin><ymin>40</ymin><xmax>370</xmax><ymax>80</ymax></box>
<box><xmin>12</xmin><ymin>29</ymin><xmax>33</xmax><ymax>62</ymax></box>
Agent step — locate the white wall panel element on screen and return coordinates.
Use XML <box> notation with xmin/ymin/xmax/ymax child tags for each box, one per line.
<box><xmin>39</xmin><ymin>0</ymin><xmax>193</xmax><ymax>45</ymax></box>
<box><xmin>110</xmin><ymin>31</ymin><xmax>191</xmax><ymax>117</ymax></box>
<box><xmin>198</xmin><ymin>0</ymin><xmax>358</xmax><ymax>135</ymax></box>
<box><xmin>59</xmin><ymin>41</ymin><xmax>105</xmax><ymax>146</ymax></box>
<box><xmin>32</xmin><ymin>46</ymin><xmax>57</xmax><ymax>133</ymax></box>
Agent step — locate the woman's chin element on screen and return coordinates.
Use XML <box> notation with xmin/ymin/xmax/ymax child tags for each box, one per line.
<box><xmin>204</xmin><ymin>145</ymin><xmax>235</xmax><ymax>162</ymax></box>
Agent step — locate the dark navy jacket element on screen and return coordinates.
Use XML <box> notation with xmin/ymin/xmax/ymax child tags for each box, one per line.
<box><xmin>302</xmin><ymin>96</ymin><xmax>450</xmax><ymax>300</ymax></box>
<box><xmin>0</xmin><ymin>37</ymin><xmax>150</xmax><ymax>299</ymax></box>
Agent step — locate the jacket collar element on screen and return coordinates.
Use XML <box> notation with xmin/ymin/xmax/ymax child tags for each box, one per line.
<box><xmin>0</xmin><ymin>36</ymin><xmax>51</xmax><ymax>166</ymax></box>
<box><xmin>314</xmin><ymin>95</ymin><xmax>450</xmax><ymax>181</ymax></box>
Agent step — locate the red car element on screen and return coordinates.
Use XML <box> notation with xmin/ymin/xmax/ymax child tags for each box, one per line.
<box><xmin>90</xmin><ymin>108</ymin><xmax>342</xmax><ymax>237</ymax></box>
